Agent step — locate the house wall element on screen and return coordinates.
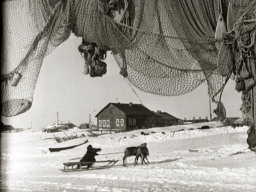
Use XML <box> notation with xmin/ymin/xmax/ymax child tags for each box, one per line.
<box><xmin>126</xmin><ymin>116</ymin><xmax>158</xmax><ymax>130</ymax></box>
<box><xmin>178</xmin><ymin>119</ymin><xmax>184</xmax><ymax>125</ymax></box>
<box><xmin>97</xmin><ymin>104</ymin><xmax>127</xmax><ymax>131</ymax></box>
<box><xmin>157</xmin><ymin>119</ymin><xmax>182</xmax><ymax>127</ymax></box>
<box><xmin>79</xmin><ymin>123</ymin><xmax>90</xmax><ymax>129</ymax></box>
<box><xmin>97</xmin><ymin>104</ymin><xmax>159</xmax><ymax>131</ymax></box>
<box><xmin>145</xmin><ymin>116</ymin><xmax>158</xmax><ymax>128</ymax></box>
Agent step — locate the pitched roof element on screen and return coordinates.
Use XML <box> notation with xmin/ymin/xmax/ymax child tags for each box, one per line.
<box><xmin>95</xmin><ymin>103</ymin><xmax>157</xmax><ymax>117</ymax></box>
<box><xmin>155</xmin><ymin>111</ymin><xmax>179</xmax><ymax>120</ymax></box>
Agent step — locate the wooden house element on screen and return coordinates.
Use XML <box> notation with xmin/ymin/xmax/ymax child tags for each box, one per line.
<box><xmin>155</xmin><ymin>111</ymin><xmax>184</xmax><ymax>126</ymax></box>
<box><xmin>79</xmin><ymin>123</ymin><xmax>90</xmax><ymax>129</ymax></box>
<box><xmin>95</xmin><ymin>103</ymin><xmax>158</xmax><ymax>131</ymax></box>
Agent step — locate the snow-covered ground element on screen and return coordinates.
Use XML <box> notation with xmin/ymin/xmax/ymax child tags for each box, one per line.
<box><xmin>1</xmin><ymin>122</ymin><xmax>256</xmax><ymax>192</ymax></box>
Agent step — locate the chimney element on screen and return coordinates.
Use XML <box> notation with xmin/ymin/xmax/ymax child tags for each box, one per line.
<box><xmin>129</xmin><ymin>102</ymin><xmax>133</xmax><ymax>107</ymax></box>
<box><xmin>157</xmin><ymin>110</ymin><xmax>161</xmax><ymax>114</ymax></box>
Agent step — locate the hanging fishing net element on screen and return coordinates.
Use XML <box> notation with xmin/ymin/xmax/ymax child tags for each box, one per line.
<box><xmin>1</xmin><ymin>0</ymin><xmax>72</xmax><ymax>116</ymax></box>
<box><xmin>1</xmin><ymin>0</ymin><xmax>255</xmax><ymax>117</ymax></box>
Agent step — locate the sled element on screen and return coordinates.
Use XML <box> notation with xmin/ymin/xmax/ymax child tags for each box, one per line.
<box><xmin>62</xmin><ymin>160</ymin><xmax>119</xmax><ymax>171</ymax></box>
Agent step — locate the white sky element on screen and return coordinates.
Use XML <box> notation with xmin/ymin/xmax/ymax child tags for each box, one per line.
<box><xmin>1</xmin><ymin>35</ymin><xmax>242</xmax><ymax>130</ymax></box>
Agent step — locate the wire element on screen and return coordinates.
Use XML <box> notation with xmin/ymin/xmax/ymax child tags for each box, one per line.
<box><xmin>125</xmin><ymin>78</ymin><xmax>143</xmax><ymax>105</ymax></box>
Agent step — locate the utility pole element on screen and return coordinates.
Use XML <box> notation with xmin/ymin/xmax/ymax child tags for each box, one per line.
<box><xmin>57</xmin><ymin>111</ymin><xmax>59</xmax><ymax>127</ymax></box>
<box><xmin>89</xmin><ymin>114</ymin><xmax>92</xmax><ymax>127</ymax></box>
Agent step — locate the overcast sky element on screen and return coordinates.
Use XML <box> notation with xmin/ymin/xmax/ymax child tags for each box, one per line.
<box><xmin>1</xmin><ymin>35</ymin><xmax>242</xmax><ymax>130</ymax></box>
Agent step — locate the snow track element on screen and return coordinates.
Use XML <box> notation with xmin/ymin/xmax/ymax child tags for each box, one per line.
<box><xmin>1</xmin><ymin>122</ymin><xmax>256</xmax><ymax>192</ymax></box>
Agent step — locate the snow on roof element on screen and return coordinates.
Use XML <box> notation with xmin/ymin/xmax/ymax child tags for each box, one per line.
<box><xmin>95</xmin><ymin>102</ymin><xmax>156</xmax><ymax>117</ymax></box>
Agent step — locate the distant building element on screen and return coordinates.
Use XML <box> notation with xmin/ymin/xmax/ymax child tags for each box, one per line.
<box><xmin>61</xmin><ymin>123</ymin><xmax>77</xmax><ymax>129</ymax></box>
<box><xmin>184</xmin><ymin>117</ymin><xmax>209</xmax><ymax>124</ymax></box>
<box><xmin>1</xmin><ymin>121</ymin><xmax>15</xmax><ymax>132</ymax></box>
<box><xmin>155</xmin><ymin>111</ymin><xmax>184</xmax><ymax>126</ymax></box>
<box><xmin>79</xmin><ymin>123</ymin><xmax>90</xmax><ymax>129</ymax></box>
<box><xmin>42</xmin><ymin>122</ymin><xmax>76</xmax><ymax>133</ymax></box>
<box><xmin>95</xmin><ymin>102</ymin><xmax>158</xmax><ymax>131</ymax></box>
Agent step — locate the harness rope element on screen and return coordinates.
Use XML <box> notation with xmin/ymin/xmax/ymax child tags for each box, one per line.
<box><xmin>70</xmin><ymin>152</ymin><xmax>123</xmax><ymax>160</ymax></box>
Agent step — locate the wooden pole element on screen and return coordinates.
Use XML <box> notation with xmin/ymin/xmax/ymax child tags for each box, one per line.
<box><xmin>57</xmin><ymin>111</ymin><xmax>59</xmax><ymax>127</ymax></box>
<box><xmin>89</xmin><ymin>114</ymin><xmax>91</xmax><ymax>128</ymax></box>
<box><xmin>63</xmin><ymin>131</ymin><xmax>71</xmax><ymax>140</ymax></box>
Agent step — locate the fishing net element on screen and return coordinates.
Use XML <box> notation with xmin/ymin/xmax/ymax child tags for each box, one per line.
<box><xmin>1</xmin><ymin>0</ymin><xmax>72</xmax><ymax>116</ymax></box>
<box><xmin>1</xmin><ymin>0</ymin><xmax>254</xmax><ymax>117</ymax></box>
<box><xmin>114</xmin><ymin>0</ymin><xmax>222</xmax><ymax>97</ymax></box>
<box><xmin>227</xmin><ymin>0</ymin><xmax>256</xmax><ymax>127</ymax></box>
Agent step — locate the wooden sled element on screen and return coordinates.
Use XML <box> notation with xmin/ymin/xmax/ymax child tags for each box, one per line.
<box><xmin>62</xmin><ymin>160</ymin><xmax>119</xmax><ymax>171</ymax></box>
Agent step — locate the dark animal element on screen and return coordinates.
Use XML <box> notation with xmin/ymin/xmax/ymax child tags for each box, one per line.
<box><xmin>141</xmin><ymin>132</ymin><xmax>149</xmax><ymax>135</ymax></box>
<box><xmin>123</xmin><ymin>143</ymin><xmax>149</xmax><ymax>166</ymax></box>
<box><xmin>78</xmin><ymin>145</ymin><xmax>101</xmax><ymax>169</ymax></box>
<box><xmin>200</xmin><ymin>125</ymin><xmax>210</xmax><ymax>130</ymax></box>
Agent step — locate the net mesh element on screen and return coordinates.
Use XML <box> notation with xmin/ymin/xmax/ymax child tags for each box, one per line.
<box><xmin>114</xmin><ymin>0</ymin><xmax>223</xmax><ymax>97</ymax></box>
<box><xmin>1</xmin><ymin>0</ymin><xmax>71</xmax><ymax>116</ymax></box>
<box><xmin>1</xmin><ymin>0</ymin><xmax>253</xmax><ymax>117</ymax></box>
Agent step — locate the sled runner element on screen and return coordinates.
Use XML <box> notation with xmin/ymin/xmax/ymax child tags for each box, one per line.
<box><xmin>62</xmin><ymin>160</ymin><xmax>119</xmax><ymax>171</ymax></box>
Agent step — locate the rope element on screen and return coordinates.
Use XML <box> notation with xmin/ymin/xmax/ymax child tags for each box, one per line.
<box><xmin>212</xmin><ymin>72</ymin><xmax>232</xmax><ymax>103</ymax></box>
<box><xmin>70</xmin><ymin>152</ymin><xmax>123</xmax><ymax>160</ymax></box>
<box><xmin>115</xmin><ymin>21</ymin><xmax>216</xmax><ymax>43</ymax></box>
<box><xmin>1</xmin><ymin>0</ymin><xmax>63</xmax><ymax>79</ymax></box>
<box><xmin>134</xmin><ymin>44</ymin><xmax>213</xmax><ymax>72</ymax></box>
<box><xmin>125</xmin><ymin>79</ymin><xmax>144</xmax><ymax>105</ymax></box>
<box><xmin>98</xmin><ymin>152</ymin><xmax>123</xmax><ymax>155</ymax></box>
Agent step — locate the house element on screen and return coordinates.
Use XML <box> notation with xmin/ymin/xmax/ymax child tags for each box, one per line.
<box><xmin>95</xmin><ymin>102</ymin><xmax>158</xmax><ymax>131</ymax></box>
<box><xmin>155</xmin><ymin>111</ymin><xmax>184</xmax><ymax>126</ymax></box>
<box><xmin>79</xmin><ymin>123</ymin><xmax>90</xmax><ymax>129</ymax></box>
<box><xmin>63</xmin><ymin>122</ymin><xmax>77</xmax><ymax>129</ymax></box>
<box><xmin>184</xmin><ymin>117</ymin><xmax>209</xmax><ymax>124</ymax></box>
<box><xmin>42</xmin><ymin>122</ymin><xmax>75</xmax><ymax>133</ymax></box>
<box><xmin>1</xmin><ymin>121</ymin><xmax>15</xmax><ymax>132</ymax></box>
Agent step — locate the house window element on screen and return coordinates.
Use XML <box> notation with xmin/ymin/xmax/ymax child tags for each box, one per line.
<box><xmin>120</xmin><ymin>119</ymin><xmax>124</xmax><ymax>126</ymax></box>
<box><xmin>99</xmin><ymin>120</ymin><xmax>102</xmax><ymax>127</ymax></box>
<box><xmin>103</xmin><ymin>120</ymin><xmax>106</xmax><ymax>127</ymax></box>
<box><xmin>116</xmin><ymin>119</ymin><xmax>119</xmax><ymax>126</ymax></box>
<box><xmin>107</xmin><ymin>120</ymin><xmax>110</xmax><ymax>127</ymax></box>
<box><xmin>133</xmin><ymin>118</ymin><xmax>136</xmax><ymax>125</ymax></box>
<box><xmin>129</xmin><ymin>118</ymin><xmax>132</xmax><ymax>126</ymax></box>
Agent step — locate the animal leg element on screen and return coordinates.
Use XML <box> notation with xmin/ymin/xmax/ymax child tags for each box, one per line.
<box><xmin>144</xmin><ymin>156</ymin><xmax>149</xmax><ymax>164</ymax></box>
<box><xmin>143</xmin><ymin>157</ymin><xmax>148</xmax><ymax>164</ymax></box>
<box><xmin>123</xmin><ymin>156</ymin><xmax>127</xmax><ymax>166</ymax></box>
<box><xmin>134</xmin><ymin>156</ymin><xmax>138</xmax><ymax>165</ymax></box>
<box><xmin>141</xmin><ymin>156</ymin><xmax>145</xmax><ymax>164</ymax></box>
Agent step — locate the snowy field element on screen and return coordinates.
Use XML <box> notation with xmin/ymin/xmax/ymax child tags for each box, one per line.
<box><xmin>1</xmin><ymin>122</ymin><xmax>256</xmax><ymax>192</ymax></box>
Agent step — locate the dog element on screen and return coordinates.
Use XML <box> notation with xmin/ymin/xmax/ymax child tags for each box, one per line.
<box><xmin>123</xmin><ymin>143</ymin><xmax>149</xmax><ymax>166</ymax></box>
